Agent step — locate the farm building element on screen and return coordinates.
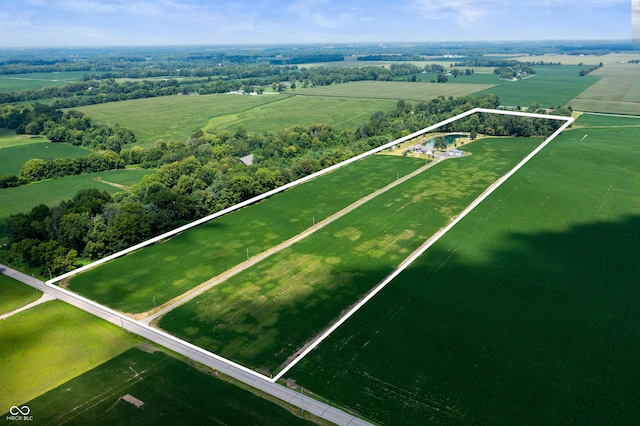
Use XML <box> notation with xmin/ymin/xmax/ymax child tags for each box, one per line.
<box><xmin>448</xmin><ymin>149</ymin><xmax>464</xmax><ymax>157</ymax></box>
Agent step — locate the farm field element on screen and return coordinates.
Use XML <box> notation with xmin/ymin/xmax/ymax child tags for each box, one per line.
<box><xmin>0</xmin><ymin>169</ymin><xmax>155</xmax><ymax>240</ymax></box>
<box><xmin>71</xmin><ymin>93</ymin><xmax>294</xmax><ymax>147</ymax></box>
<box><xmin>0</xmin><ymin>129</ymin><xmax>50</xmax><ymax>148</ymax></box>
<box><xmin>0</xmin><ymin>273</ymin><xmax>40</xmax><ymax>315</ymax></box>
<box><xmin>0</xmin><ymin>300</ymin><xmax>139</xmax><ymax>410</ymax></box>
<box><xmin>0</xmin><ymin>140</ymin><xmax>92</xmax><ymax>175</ymax></box>
<box><xmin>0</xmin><ymin>71</ymin><xmax>88</xmax><ymax>92</ymax></box>
<box><xmin>67</xmin><ymin>156</ymin><xmax>425</xmax><ymax>313</ymax></box>
<box><xmin>204</xmin><ymin>94</ymin><xmax>397</xmax><ymax>135</ymax></box>
<box><xmin>289</xmin><ymin>115</ymin><xmax>640</xmax><ymax>425</ymax></box>
<box><xmin>474</xmin><ymin>65</ymin><xmax>600</xmax><ymax>108</ymax></box>
<box><xmin>16</xmin><ymin>347</ymin><xmax>315</xmax><ymax>425</ymax></box>
<box><xmin>568</xmin><ymin>64</ymin><xmax>640</xmax><ymax>115</ymax></box>
<box><xmin>294</xmin><ymin>80</ymin><xmax>495</xmax><ymax>101</ymax></box>
<box><xmin>158</xmin><ymin>136</ymin><xmax>545</xmax><ymax>374</ymax></box>
<box><xmin>519</xmin><ymin>53</ymin><xmax>640</xmax><ymax>66</ymax></box>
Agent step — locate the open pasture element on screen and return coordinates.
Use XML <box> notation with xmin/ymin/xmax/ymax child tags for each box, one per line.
<box><xmin>0</xmin><ymin>129</ymin><xmax>50</xmax><ymax>148</ymax></box>
<box><xmin>295</xmin><ymin>80</ymin><xmax>495</xmax><ymax>101</ymax></box>
<box><xmin>0</xmin><ymin>300</ymin><xmax>138</xmax><ymax>410</ymax></box>
<box><xmin>204</xmin><ymin>95</ymin><xmax>396</xmax><ymax>135</ymax></box>
<box><xmin>68</xmin><ymin>156</ymin><xmax>425</xmax><ymax>313</ymax></box>
<box><xmin>519</xmin><ymin>53</ymin><xmax>640</xmax><ymax>66</ymax></box>
<box><xmin>569</xmin><ymin>64</ymin><xmax>640</xmax><ymax>115</ymax></box>
<box><xmin>0</xmin><ymin>274</ymin><xmax>40</xmax><ymax>315</ymax></box>
<box><xmin>0</xmin><ymin>71</ymin><xmax>87</xmax><ymax>92</ymax></box>
<box><xmin>17</xmin><ymin>347</ymin><xmax>314</xmax><ymax>425</ymax></box>
<box><xmin>72</xmin><ymin>93</ymin><xmax>293</xmax><ymax>147</ymax></box>
<box><xmin>290</xmin><ymin>116</ymin><xmax>640</xmax><ymax>425</ymax></box>
<box><xmin>0</xmin><ymin>169</ymin><xmax>154</xmax><ymax>239</ymax></box>
<box><xmin>0</xmin><ymin>141</ymin><xmax>92</xmax><ymax>175</ymax></box>
<box><xmin>475</xmin><ymin>65</ymin><xmax>599</xmax><ymax>108</ymax></box>
<box><xmin>158</xmin><ymin>136</ymin><xmax>544</xmax><ymax>374</ymax></box>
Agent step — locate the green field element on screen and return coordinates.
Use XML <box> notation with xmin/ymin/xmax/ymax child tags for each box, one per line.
<box><xmin>158</xmin><ymin>136</ymin><xmax>545</xmax><ymax>374</ymax></box>
<box><xmin>289</xmin><ymin>115</ymin><xmax>640</xmax><ymax>425</ymax></box>
<box><xmin>294</xmin><ymin>80</ymin><xmax>495</xmax><ymax>101</ymax></box>
<box><xmin>0</xmin><ymin>169</ymin><xmax>155</xmax><ymax>239</ymax></box>
<box><xmin>0</xmin><ymin>129</ymin><xmax>50</xmax><ymax>148</ymax></box>
<box><xmin>204</xmin><ymin>94</ymin><xmax>397</xmax><ymax>135</ymax></box>
<box><xmin>68</xmin><ymin>156</ymin><xmax>425</xmax><ymax>313</ymax></box>
<box><xmin>0</xmin><ymin>140</ymin><xmax>92</xmax><ymax>175</ymax></box>
<box><xmin>0</xmin><ymin>71</ymin><xmax>88</xmax><ymax>92</ymax></box>
<box><xmin>569</xmin><ymin>64</ymin><xmax>640</xmax><ymax>115</ymax></box>
<box><xmin>0</xmin><ymin>274</ymin><xmax>40</xmax><ymax>315</ymax></box>
<box><xmin>72</xmin><ymin>93</ymin><xmax>294</xmax><ymax>147</ymax></box>
<box><xmin>0</xmin><ymin>300</ymin><xmax>139</xmax><ymax>410</ymax></box>
<box><xmin>474</xmin><ymin>65</ymin><xmax>600</xmax><ymax>108</ymax></box>
<box><xmin>15</xmin><ymin>347</ymin><xmax>315</xmax><ymax>425</ymax></box>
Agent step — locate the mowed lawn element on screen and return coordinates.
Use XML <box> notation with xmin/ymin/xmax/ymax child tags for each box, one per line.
<box><xmin>68</xmin><ymin>156</ymin><xmax>425</xmax><ymax>313</ymax></box>
<box><xmin>0</xmin><ymin>140</ymin><xmax>92</xmax><ymax>175</ymax></box>
<box><xmin>0</xmin><ymin>169</ymin><xmax>155</xmax><ymax>240</ymax></box>
<box><xmin>18</xmin><ymin>348</ymin><xmax>314</xmax><ymax>425</ymax></box>
<box><xmin>569</xmin><ymin>64</ymin><xmax>640</xmax><ymax>115</ymax></box>
<box><xmin>0</xmin><ymin>274</ymin><xmax>40</xmax><ymax>315</ymax></box>
<box><xmin>72</xmin><ymin>93</ymin><xmax>294</xmax><ymax>147</ymax></box>
<box><xmin>290</xmin><ymin>116</ymin><xmax>640</xmax><ymax>425</ymax></box>
<box><xmin>158</xmin><ymin>136</ymin><xmax>545</xmax><ymax>374</ymax></box>
<box><xmin>0</xmin><ymin>300</ymin><xmax>139</xmax><ymax>410</ymax></box>
<box><xmin>204</xmin><ymin>95</ymin><xmax>397</xmax><ymax>135</ymax></box>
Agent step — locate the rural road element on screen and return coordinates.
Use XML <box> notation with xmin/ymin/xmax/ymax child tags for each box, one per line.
<box><xmin>0</xmin><ymin>264</ymin><xmax>373</xmax><ymax>426</ymax></box>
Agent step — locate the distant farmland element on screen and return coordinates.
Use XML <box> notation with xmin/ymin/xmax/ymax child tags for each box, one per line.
<box><xmin>290</xmin><ymin>114</ymin><xmax>640</xmax><ymax>425</ymax></box>
<box><xmin>569</xmin><ymin>63</ymin><xmax>640</xmax><ymax>115</ymax></box>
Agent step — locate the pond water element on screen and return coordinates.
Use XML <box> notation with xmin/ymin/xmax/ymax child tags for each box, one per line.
<box><xmin>425</xmin><ymin>133</ymin><xmax>467</xmax><ymax>148</ymax></box>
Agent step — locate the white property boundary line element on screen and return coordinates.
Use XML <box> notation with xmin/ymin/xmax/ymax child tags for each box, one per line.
<box><xmin>46</xmin><ymin>108</ymin><xmax>573</xmax><ymax>385</ymax></box>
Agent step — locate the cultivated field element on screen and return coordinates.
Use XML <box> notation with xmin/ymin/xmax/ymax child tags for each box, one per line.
<box><xmin>294</xmin><ymin>80</ymin><xmax>495</xmax><ymax>101</ymax></box>
<box><xmin>72</xmin><ymin>93</ymin><xmax>295</xmax><ymax>147</ymax></box>
<box><xmin>0</xmin><ymin>169</ymin><xmax>155</xmax><ymax>240</ymax></box>
<box><xmin>204</xmin><ymin>94</ymin><xmax>397</xmax><ymax>135</ymax></box>
<box><xmin>68</xmin><ymin>156</ymin><xmax>425</xmax><ymax>313</ymax></box>
<box><xmin>0</xmin><ymin>300</ymin><xmax>139</xmax><ymax>410</ymax></box>
<box><xmin>569</xmin><ymin>63</ymin><xmax>640</xmax><ymax>115</ymax></box>
<box><xmin>289</xmin><ymin>115</ymin><xmax>640</xmax><ymax>425</ymax></box>
<box><xmin>0</xmin><ymin>71</ymin><xmax>87</xmax><ymax>92</ymax></box>
<box><xmin>519</xmin><ymin>53</ymin><xmax>640</xmax><ymax>66</ymax></box>
<box><xmin>0</xmin><ymin>273</ymin><xmax>40</xmax><ymax>315</ymax></box>
<box><xmin>0</xmin><ymin>129</ymin><xmax>50</xmax><ymax>148</ymax></box>
<box><xmin>158</xmin><ymin>136</ymin><xmax>544</xmax><ymax>374</ymax></box>
<box><xmin>474</xmin><ymin>65</ymin><xmax>600</xmax><ymax>108</ymax></box>
<box><xmin>17</xmin><ymin>347</ymin><xmax>315</xmax><ymax>425</ymax></box>
<box><xmin>0</xmin><ymin>141</ymin><xmax>92</xmax><ymax>175</ymax></box>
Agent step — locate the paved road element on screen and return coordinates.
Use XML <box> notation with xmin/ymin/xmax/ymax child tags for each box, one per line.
<box><xmin>0</xmin><ymin>264</ymin><xmax>372</xmax><ymax>426</ymax></box>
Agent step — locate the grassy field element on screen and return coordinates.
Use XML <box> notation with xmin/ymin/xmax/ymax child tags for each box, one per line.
<box><xmin>0</xmin><ymin>129</ymin><xmax>50</xmax><ymax>148</ymax></box>
<box><xmin>72</xmin><ymin>93</ymin><xmax>293</xmax><ymax>147</ymax></box>
<box><xmin>569</xmin><ymin>64</ymin><xmax>640</xmax><ymax>115</ymax></box>
<box><xmin>0</xmin><ymin>71</ymin><xmax>88</xmax><ymax>92</ymax></box>
<box><xmin>68</xmin><ymin>156</ymin><xmax>425</xmax><ymax>313</ymax></box>
<box><xmin>289</xmin><ymin>115</ymin><xmax>640</xmax><ymax>425</ymax></box>
<box><xmin>474</xmin><ymin>65</ymin><xmax>600</xmax><ymax>108</ymax></box>
<box><xmin>158</xmin><ymin>136</ymin><xmax>545</xmax><ymax>374</ymax></box>
<box><xmin>204</xmin><ymin>95</ymin><xmax>397</xmax><ymax>135</ymax></box>
<box><xmin>0</xmin><ymin>300</ymin><xmax>139</xmax><ymax>410</ymax></box>
<box><xmin>0</xmin><ymin>140</ymin><xmax>92</xmax><ymax>175</ymax></box>
<box><xmin>0</xmin><ymin>274</ymin><xmax>40</xmax><ymax>315</ymax></box>
<box><xmin>295</xmin><ymin>80</ymin><xmax>494</xmax><ymax>101</ymax></box>
<box><xmin>0</xmin><ymin>169</ymin><xmax>155</xmax><ymax>240</ymax></box>
<box><xmin>519</xmin><ymin>53</ymin><xmax>640</xmax><ymax>66</ymax></box>
<box><xmin>15</xmin><ymin>347</ymin><xmax>315</xmax><ymax>425</ymax></box>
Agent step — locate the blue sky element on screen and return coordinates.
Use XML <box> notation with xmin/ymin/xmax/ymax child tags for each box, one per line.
<box><xmin>0</xmin><ymin>0</ymin><xmax>633</xmax><ymax>47</ymax></box>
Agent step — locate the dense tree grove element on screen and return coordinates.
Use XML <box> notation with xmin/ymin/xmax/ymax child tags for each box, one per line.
<box><xmin>1</xmin><ymin>93</ymin><xmax>572</xmax><ymax>276</ymax></box>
